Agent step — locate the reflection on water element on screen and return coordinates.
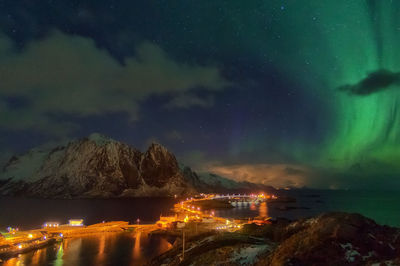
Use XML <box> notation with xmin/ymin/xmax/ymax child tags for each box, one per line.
<box><xmin>259</xmin><ymin>202</ymin><xmax>268</xmax><ymax>217</ymax></box>
<box><xmin>131</xmin><ymin>231</ymin><xmax>172</xmax><ymax>265</ymax></box>
<box><xmin>2</xmin><ymin>191</ymin><xmax>399</xmax><ymax>265</ymax></box>
<box><xmin>133</xmin><ymin>231</ymin><xmax>142</xmax><ymax>262</ymax></box>
<box><xmin>3</xmin><ymin>232</ymin><xmax>173</xmax><ymax>266</ymax></box>
<box><xmin>54</xmin><ymin>244</ymin><xmax>63</xmax><ymax>266</ymax></box>
<box><xmin>3</xmin><ymin>246</ymin><xmax>49</xmax><ymax>266</ymax></box>
<box><xmin>30</xmin><ymin>246</ymin><xmax>41</xmax><ymax>265</ymax></box>
<box><xmin>214</xmin><ymin>190</ymin><xmax>400</xmax><ymax>227</ymax></box>
<box><xmin>215</xmin><ymin>201</ymin><xmax>269</xmax><ymax>219</ymax></box>
<box><xmin>95</xmin><ymin>233</ymin><xmax>105</xmax><ymax>265</ymax></box>
<box><xmin>64</xmin><ymin>238</ymin><xmax>82</xmax><ymax>264</ymax></box>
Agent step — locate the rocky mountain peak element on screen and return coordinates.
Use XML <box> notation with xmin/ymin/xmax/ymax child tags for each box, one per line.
<box><xmin>147</xmin><ymin>142</ymin><xmax>169</xmax><ymax>154</ymax></box>
<box><xmin>0</xmin><ymin>133</ymin><xmax>266</xmax><ymax>198</ymax></box>
<box><xmin>141</xmin><ymin>142</ymin><xmax>180</xmax><ymax>188</ymax></box>
<box><xmin>0</xmin><ymin>134</ymin><xmax>197</xmax><ymax>198</ymax></box>
<box><xmin>87</xmin><ymin>132</ymin><xmax>115</xmax><ymax>146</ymax></box>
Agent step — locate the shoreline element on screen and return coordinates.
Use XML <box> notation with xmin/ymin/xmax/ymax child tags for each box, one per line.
<box><xmin>1</xmin><ymin>192</ymin><xmax>399</xmax><ymax>264</ymax></box>
<box><xmin>0</xmin><ymin>221</ymin><xmax>157</xmax><ymax>260</ymax></box>
<box><xmin>0</xmin><ymin>193</ymin><xmax>271</xmax><ymax>261</ymax></box>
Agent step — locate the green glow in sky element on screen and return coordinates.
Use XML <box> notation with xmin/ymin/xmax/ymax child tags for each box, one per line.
<box><xmin>317</xmin><ymin>1</ymin><xmax>400</xmax><ymax>170</ymax></box>
<box><xmin>258</xmin><ymin>0</ymin><xmax>400</xmax><ymax>173</ymax></box>
<box><xmin>1</xmin><ymin>0</ymin><xmax>399</xmax><ymax>189</ymax></box>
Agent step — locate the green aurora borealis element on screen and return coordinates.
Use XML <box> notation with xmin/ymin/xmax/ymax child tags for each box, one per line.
<box><xmin>214</xmin><ymin>0</ymin><xmax>400</xmax><ymax>187</ymax></box>
<box><xmin>315</xmin><ymin>1</ymin><xmax>400</xmax><ymax>168</ymax></box>
<box><xmin>1</xmin><ymin>0</ymin><xmax>400</xmax><ymax>189</ymax></box>
<box><xmin>260</xmin><ymin>1</ymin><xmax>400</xmax><ymax>178</ymax></box>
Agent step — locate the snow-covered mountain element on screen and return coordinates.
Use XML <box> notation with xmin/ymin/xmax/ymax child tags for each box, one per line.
<box><xmin>180</xmin><ymin>166</ymin><xmax>275</xmax><ymax>193</ymax></box>
<box><xmin>197</xmin><ymin>172</ymin><xmax>241</xmax><ymax>189</ymax></box>
<box><xmin>0</xmin><ymin>133</ymin><xmax>274</xmax><ymax>198</ymax></box>
<box><xmin>0</xmin><ymin>133</ymin><xmax>197</xmax><ymax>198</ymax></box>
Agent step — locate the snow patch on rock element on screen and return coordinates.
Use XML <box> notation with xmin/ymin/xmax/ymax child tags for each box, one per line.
<box><xmin>0</xmin><ymin>134</ymin><xmax>195</xmax><ymax>198</ymax></box>
<box><xmin>88</xmin><ymin>133</ymin><xmax>115</xmax><ymax>146</ymax></box>
<box><xmin>197</xmin><ymin>172</ymin><xmax>240</xmax><ymax>189</ymax></box>
<box><xmin>232</xmin><ymin>244</ymin><xmax>271</xmax><ymax>265</ymax></box>
<box><xmin>340</xmin><ymin>243</ymin><xmax>360</xmax><ymax>262</ymax></box>
<box><xmin>0</xmin><ymin>148</ymin><xmax>50</xmax><ymax>182</ymax></box>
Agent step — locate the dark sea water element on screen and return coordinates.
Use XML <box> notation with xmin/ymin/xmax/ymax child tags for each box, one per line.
<box><xmin>0</xmin><ymin>190</ymin><xmax>399</xmax><ymax>265</ymax></box>
<box><xmin>0</xmin><ymin>197</ymin><xmax>176</xmax><ymax>265</ymax></box>
<box><xmin>0</xmin><ymin>197</ymin><xmax>176</xmax><ymax>230</ymax></box>
<box><xmin>1</xmin><ymin>232</ymin><xmax>172</xmax><ymax>266</ymax></box>
<box><xmin>215</xmin><ymin>190</ymin><xmax>400</xmax><ymax>227</ymax></box>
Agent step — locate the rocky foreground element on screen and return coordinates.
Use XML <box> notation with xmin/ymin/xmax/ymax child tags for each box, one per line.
<box><xmin>150</xmin><ymin>212</ymin><xmax>400</xmax><ymax>266</ymax></box>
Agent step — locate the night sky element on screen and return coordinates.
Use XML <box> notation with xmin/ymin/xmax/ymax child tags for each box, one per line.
<box><xmin>1</xmin><ymin>0</ymin><xmax>399</xmax><ymax>190</ymax></box>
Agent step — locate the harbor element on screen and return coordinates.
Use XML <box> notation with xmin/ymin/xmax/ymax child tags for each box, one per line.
<box><xmin>0</xmin><ymin>193</ymin><xmax>276</xmax><ymax>262</ymax></box>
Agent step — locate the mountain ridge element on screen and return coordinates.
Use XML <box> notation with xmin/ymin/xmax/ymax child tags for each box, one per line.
<box><xmin>0</xmin><ymin>133</ymin><xmax>274</xmax><ymax>198</ymax></box>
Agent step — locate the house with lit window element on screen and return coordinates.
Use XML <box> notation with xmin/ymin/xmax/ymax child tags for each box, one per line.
<box><xmin>69</xmin><ymin>219</ymin><xmax>84</xmax><ymax>226</ymax></box>
<box><xmin>43</xmin><ymin>222</ymin><xmax>59</xmax><ymax>228</ymax></box>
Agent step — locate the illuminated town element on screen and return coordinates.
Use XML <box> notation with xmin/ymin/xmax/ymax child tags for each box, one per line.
<box><xmin>0</xmin><ymin>193</ymin><xmax>275</xmax><ymax>260</ymax></box>
<box><xmin>1</xmin><ymin>0</ymin><xmax>400</xmax><ymax>264</ymax></box>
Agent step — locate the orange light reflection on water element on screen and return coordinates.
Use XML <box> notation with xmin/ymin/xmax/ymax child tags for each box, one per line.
<box><xmin>95</xmin><ymin>234</ymin><xmax>106</xmax><ymax>265</ymax></box>
<box><xmin>54</xmin><ymin>244</ymin><xmax>63</xmax><ymax>266</ymax></box>
<box><xmin>2</xmin><ymin>231</ymin><xmax>174</xmax><ymax>266</ymax></box>
<box><xmin>259</xmin><ymin>202</ymin><xmax>268</xmax><ymax>217</ymax></box>
<box><xmin>133</xmin><ymin>231</ymin><xmax>142</xmax><ymax>260</ymax></box>
<box><xmin>2</xmin><ymin>257</ymin><xmax>18</xmax><ymax>266</ymax></box>
<box><xmin>63</xmin><ymin>238</ymin><xmax>82</xmax><ymax>263</ymax></box>
<box><xmin>30</xmin><ymin>247</ymin><xmax>45</xmax><ymax>265</ymax></box>
<box><xmin>2</xmin><ymin>245</ymin><xmax>48</xmax><ymax>266</ymax></box>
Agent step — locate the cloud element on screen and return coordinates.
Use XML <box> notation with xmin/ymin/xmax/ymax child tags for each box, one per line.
<box><xmin>284</xmin><ymin>166</ymin><xmax>305</xmax><ymax>175</ymax></box>
<box><xmin>338</xmin><ymin>69</ymin><xmax>400</xmax><ymax>95</ymax></box>
<box><xmin>0</xmin><ymin>31</ymin><xmax>228</xmax><ymax>135</ymax></box>
<box><xmin>182</xmin><ymin>153</ymin><xmax>400</xmax><ymax>190</ymax></box>
<box><xmin>205</xmin><ymin>162</ymin><xmax>400</xmax><ymax>190</ymax></box>
<box><xmin>207</xmin><ymin>163</ymin><xmax>310</xmax><ymax>188</ymax></box>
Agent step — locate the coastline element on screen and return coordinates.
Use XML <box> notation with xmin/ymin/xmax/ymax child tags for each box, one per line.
<box><xmin>1</xmin><ymin>191</ymin><xmax>400</xmax><ymax>265</ymax></box>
